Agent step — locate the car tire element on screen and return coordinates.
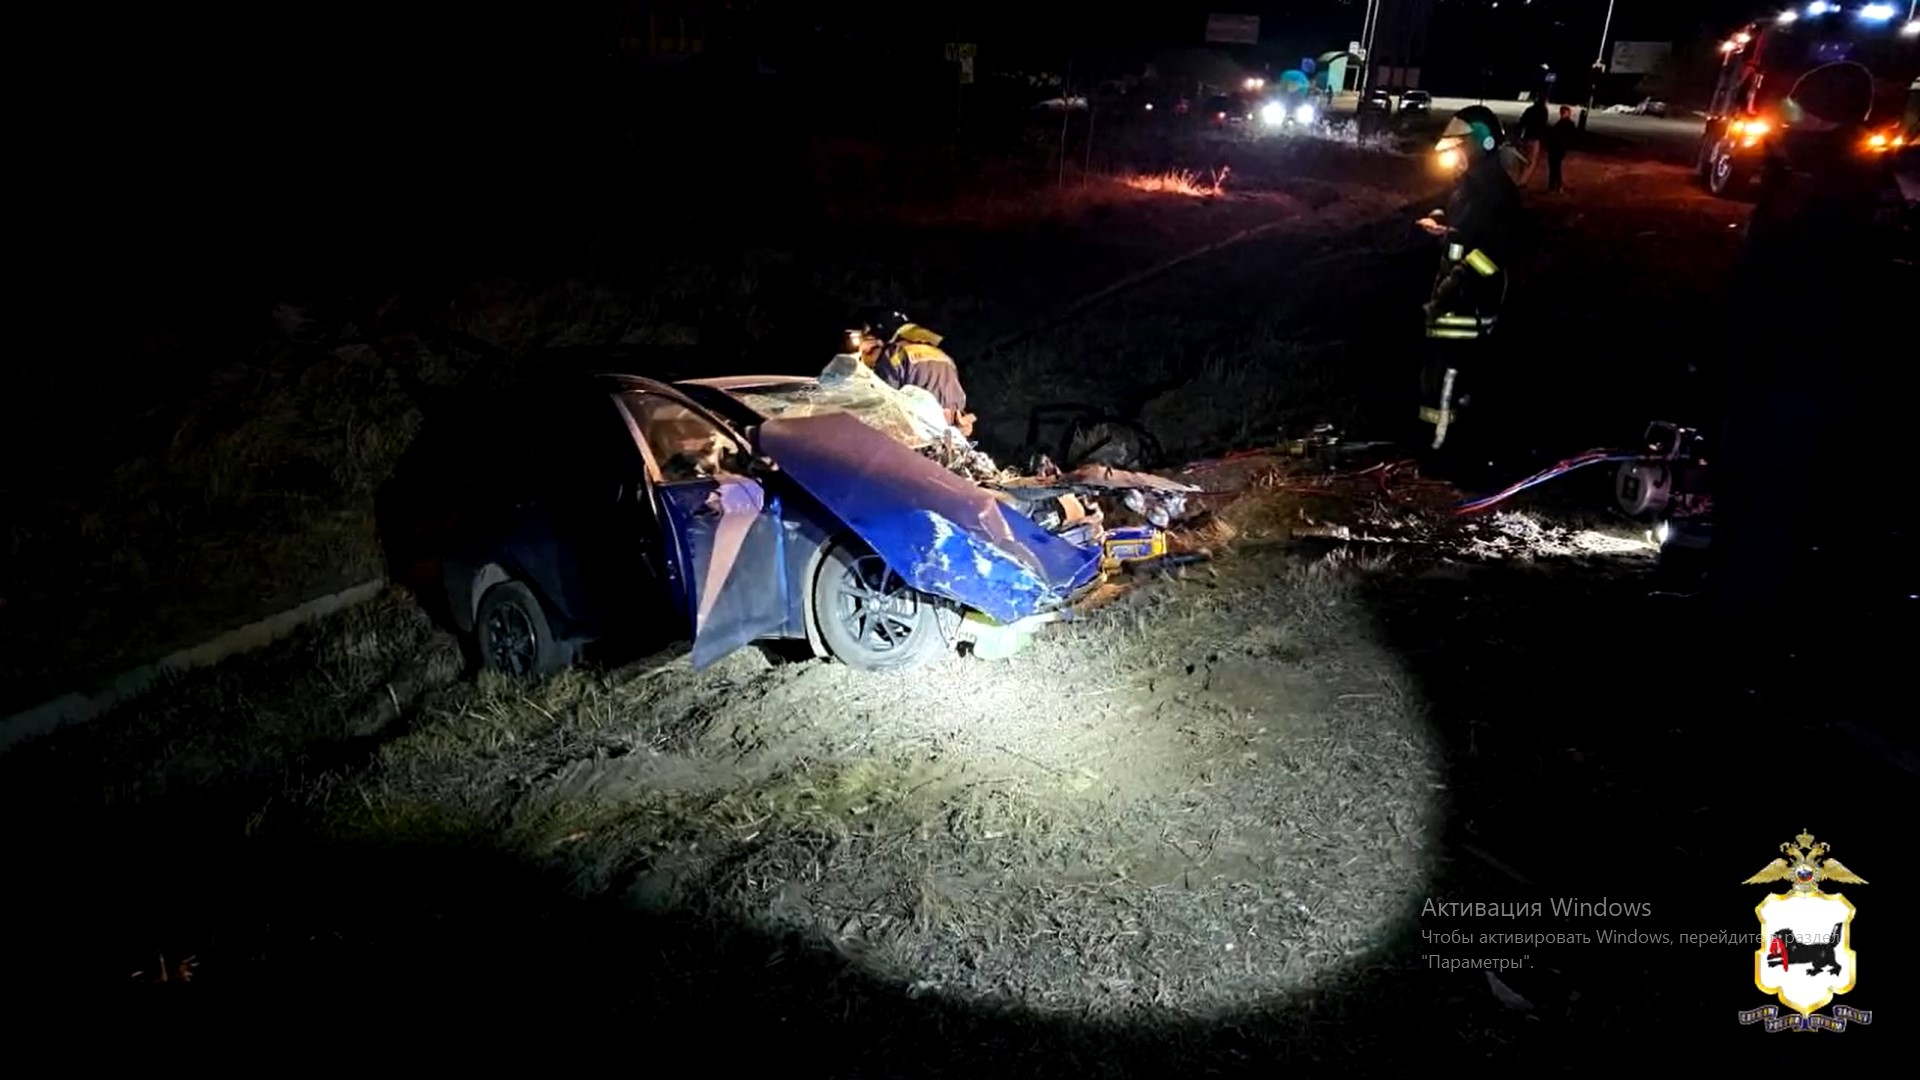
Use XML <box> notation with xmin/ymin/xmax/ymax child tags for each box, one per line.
<box><xmin>474</xmin><ymin>579</ymin><xmax>570</xmax><ymax>679</ymax></box>
<box><xmin>811</xmin><ymin>540</ymin><xmax>957</xmax><ymax>673</ymax></box>
<box><xmin>1708</xmin><ymin>145</ymin><xmax>1747</xmax><ymax>199</ymax></box>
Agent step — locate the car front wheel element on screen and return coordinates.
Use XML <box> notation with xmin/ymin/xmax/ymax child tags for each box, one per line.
<box><xmin>474</xmin><ymin>580</ymin><xmax>570</xmax><ymax>679</ymax></box>
<box><xmin>812</xmin><ymin>541</ymin><xmax>957</xmax><ymax>672</ymax></box>
<box><xmin>1708</xmin><ymin>145</ymin><xmax>1747</xmax><ymax>199</ymax></box>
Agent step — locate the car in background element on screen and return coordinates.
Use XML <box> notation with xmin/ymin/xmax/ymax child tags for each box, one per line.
<box><xmin>1133</xmin><ymin>93</ymin><xmax>1190</xmax><ymax>117</ymax></box>
<box><xmin>1399</xmin><ymin>90</ymin><xmax>1431</xmax><ymax>116</ymax></box>
<box><xmin>1259</xmin><ymin>93</ymin><xmax>1320</xmax><ymax>129</ymax></box>
<box><xmin>1205</xmin><ymin>94</ymin><xmax>1254</xmax><ymax>124</ymax></box>
<box><xmin>377</xmin><ymin>374</ymin><xmax>1105</xmax><ymax>679</ymax></box>
<box><xmin>1361</xmin><ymin>87</ymin><xmax>1393</xmax><ymax>114</ymax></box>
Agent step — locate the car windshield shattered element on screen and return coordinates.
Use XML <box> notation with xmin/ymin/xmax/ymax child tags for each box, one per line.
<box><xmin>733</xmin><ymin>355</ymin><xmax>950</xmax><ymax>452</ymax></box>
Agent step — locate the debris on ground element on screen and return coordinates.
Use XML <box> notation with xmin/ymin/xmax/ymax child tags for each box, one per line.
<box><xmin>1164</xmin><ymin>432</ymin><xmax>1658</xmax><ymax>569</ymax></box>
<box><xmin>1487</xmin><ymin>970</ymin><xmax>1536</xmax><ymax>1012</ymax></box>
<box><xmin>1459</xmin><ymin>512</ymin><xmax>1654</xmax><ymax>560</ymax></box>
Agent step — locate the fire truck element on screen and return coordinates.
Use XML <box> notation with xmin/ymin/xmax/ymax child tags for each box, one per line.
<box><xmin>1698</xmin><ymin>4</ymin><xmax>1918</xmax><ymax>199</ymax></box>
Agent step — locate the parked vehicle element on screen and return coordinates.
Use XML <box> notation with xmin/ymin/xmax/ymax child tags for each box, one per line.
<box><xmin>1700</xmin><ymin>9</ymin><xmax>1917</xmax><ymax>198</ymax></box>
<box><xmin>377</xmin><ymin>374</ymin><xmax>1107</xmax><ymax>678</ymax></box>
<box><xmin>1205</xmin><ymin>93</ymin><xmax>1253</xmax><ymax>124</ymax></box>
<box><xmin>1399</xmin><ymin>89</ymin><xmax>1431</xmax><ymax>116</ymax></box>
<box><xmin>1361</xmin><ymin>87</ymin><xmax>1393</xmax><ymax>114</ymax></box>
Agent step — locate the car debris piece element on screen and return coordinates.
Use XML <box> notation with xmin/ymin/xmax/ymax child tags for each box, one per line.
<box><xmin>994</xmin><ymin>465</ymin><xmax>1202</xmax><ymax>530</ymax></box>
<box><xmin>960</xmin><ymin>610</ymin><xmax>1041</xmax><ymax>660</ymax></box>
<box><xmin>1486</xmin><ymin>970</ymin><xmax>1535</xmax><ymax>1012</ymax></box>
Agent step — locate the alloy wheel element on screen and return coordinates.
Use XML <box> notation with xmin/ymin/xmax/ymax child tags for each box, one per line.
<box><xmin>485</xmin><ymin>602</ymin><xmax>538</xmax><ymax>676</ymax></box>
<box><xmin>833</xmin><ymin>555</ymin><xmax>926</xmax><ymax>654</ymax></box>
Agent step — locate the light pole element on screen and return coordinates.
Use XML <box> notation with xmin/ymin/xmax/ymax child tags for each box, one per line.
<box><xmin>1581</xmin><ymin>0</ymin><xmax>1617</xmax><ymax>131</ymax></box>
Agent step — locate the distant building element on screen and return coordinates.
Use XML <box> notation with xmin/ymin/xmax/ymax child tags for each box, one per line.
<box><xmin>1368</xmin><ymin>0</ymin><xmax>1435</xmax><ymax>90</ymax></box>
<box><xmin>612</xmin><ymin>1</ymin><xmax>742</xmax><ymax>59</ymax></box>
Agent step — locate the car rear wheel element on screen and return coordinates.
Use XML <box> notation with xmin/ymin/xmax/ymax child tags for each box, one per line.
<box><xmin>474</xmin><ymin>580</ymin><xmax>570</xmax><ymax>679</ymax></box>
<box><xmin>812</xmin><ymin>541</ymin><xmax>956</xmax><ymax>672</ymax></box>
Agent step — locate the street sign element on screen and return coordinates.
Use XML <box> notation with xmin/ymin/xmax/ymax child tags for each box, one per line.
<box><xmin>1349</xmin><ymin>40</ymin><xmax>1361</xmax><ymax>55</ymax></box>
<box><xmin>1609</xmin><ymin>40</ymin><xmax>1671</xmax><ymax>76</ymax></box>
<box><xmin>945</xmin><ymin>42</ymin><xmax>976</xmax><ymax>84</ymax></box>
<box><xmin>1205</xmin><ymin>14</ymin><xmax>1260</xmax><ymax>45</ymax></box>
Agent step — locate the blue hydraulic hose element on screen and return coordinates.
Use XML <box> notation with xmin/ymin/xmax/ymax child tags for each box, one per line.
<box><xmin>1452</xmin><ymin>453</ymin><xmax>1641</xmax><ymax>514</ymax></box>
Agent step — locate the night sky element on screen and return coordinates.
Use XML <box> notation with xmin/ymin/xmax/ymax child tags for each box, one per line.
<box><xmin>30</xmin><ymin>0</ymin><xmax>1784</xmax><ymax>293</ymax></box>
<box><xmin>47</xmin><ymin>3</ymin><xmax>1781</xmax><ymax>100</ymax></box>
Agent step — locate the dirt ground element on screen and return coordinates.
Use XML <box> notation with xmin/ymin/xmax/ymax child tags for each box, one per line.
<box><xmin>6</xmin><ymin>116</ymin><xmax>1915</xmax><ymax>1065</ymax></box>
<box><xmin>9</xmin><ymin>462</ymin><xmax>1910</xmax><ymax>1065</ymax></box>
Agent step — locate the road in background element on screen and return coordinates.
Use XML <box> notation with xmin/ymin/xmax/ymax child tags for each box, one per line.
<box><xmin>1429</xmin><ymin>95</ymin><xmax>1705</xmax><ymax>165</ymax></box>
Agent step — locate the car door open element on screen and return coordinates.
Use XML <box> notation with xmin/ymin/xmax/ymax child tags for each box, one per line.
<box><xmin>619</xmin><ymin>392</ymin><xmax>793</xmax><ymax>668</ymax></box>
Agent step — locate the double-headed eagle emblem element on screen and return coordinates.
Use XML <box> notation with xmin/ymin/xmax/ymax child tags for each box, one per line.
<box><xmin>1743</xmin><ymin>831</ymin><xmax>1868</xmax><ymax>895</ymax></box>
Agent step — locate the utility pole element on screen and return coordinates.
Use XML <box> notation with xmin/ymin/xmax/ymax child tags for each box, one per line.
<box><xmin>1357</xmin><ymin>0</ymin><xmax>1382</xmax><ymax>97</ymax></box>
<box><xmin>1581</xmin><ymin>0</ymin><xmax>1617</xmax><ymax>131</ymax></box>
<box><xmin>954</xmin><ymin>15</ymin><xmax>964</xmax><ymax>141</ymax></box>
<box><xmin>1058</xmin><ymin>52</ymin><xmax>1074</xmax><ymax>188</ymax></box>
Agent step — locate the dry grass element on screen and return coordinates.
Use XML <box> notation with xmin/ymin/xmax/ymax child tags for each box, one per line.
<box><xmin>0</xmin><ymin>457</ymin><xmax>1738</xmax><ymax>1063</ymax></box>
<box><xmin>2</xmin><ymin>524</ymin><xmax>1443</xmax><ymax>1022</ymax></box>
<box><xmin>264</xmin><ymin>540</ymin><xmax>1443</xmax><ymax>1019</ymax></box>
<box><xmin>1119</xmin><ymin>168</ymin><xmax>1230</xmax><ymax>198</ymax></box>
<box><xmin>0</xmin><ymin>588</ymin><xmax>458</xmax><ymax>812</ymax></box>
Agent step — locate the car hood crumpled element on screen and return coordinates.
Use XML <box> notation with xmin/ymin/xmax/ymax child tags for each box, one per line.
<box><xmin>757</xmin><ymin>412</ymin><xmax>1101</xmax><ymax>624</ymax></box>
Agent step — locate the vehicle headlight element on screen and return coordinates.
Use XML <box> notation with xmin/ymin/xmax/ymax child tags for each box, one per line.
<box><xmin>1295</xmin><ymin>103</ymin><xmax>1316</xmax><ymax>124</ymax></box>
<box><xmin>1260</xmin><ymin>102</ymin><xmax>1286</xmax><ymax>126</ymax></box>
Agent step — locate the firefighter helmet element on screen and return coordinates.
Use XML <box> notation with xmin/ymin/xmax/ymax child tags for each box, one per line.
<box><xmin>1441</xmin><ymin>106</ymin><xmax>1504</xmax><ymax>152</ymax></box>
<box><xmin>851</xmin><ymin>307</ymin><xmax>912</xmax><ymax>342</ymax></box>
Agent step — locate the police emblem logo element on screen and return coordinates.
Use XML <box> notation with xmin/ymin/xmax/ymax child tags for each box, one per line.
<box><xmin>1737</xmin><ymin>831</ymin><xmax>1873</xmax><ymax>1032</ymax></box>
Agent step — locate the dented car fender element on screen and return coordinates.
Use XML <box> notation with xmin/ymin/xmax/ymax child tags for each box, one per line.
<box><xmin>757</xmin><ymin>412</ymin><xmax>1102</xmax><ymax>625</ymax></box>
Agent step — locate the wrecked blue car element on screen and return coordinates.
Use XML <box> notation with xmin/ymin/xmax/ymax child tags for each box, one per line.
<box><xmin>377</xmin><ymin>373</ymin><xmax>1115</xmax><ymax>676</ymax></box>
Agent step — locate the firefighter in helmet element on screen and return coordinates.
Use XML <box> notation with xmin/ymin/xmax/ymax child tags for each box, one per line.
<box><xmin>1413</xmin><ymin>107</ymin><xmax>1528</xmax><ymax>453</ymax></box>
<box><xmin>1421</xmin><ymin>107</ymin><xmax>1526</xmax><ymax>326</ymax></box>
<box><xmin>849</xmin><ymin>308</ymin><xmax>975</xmax><ymax>436</ymax></box>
